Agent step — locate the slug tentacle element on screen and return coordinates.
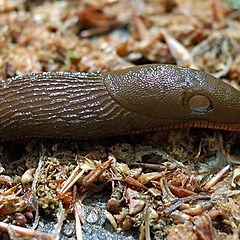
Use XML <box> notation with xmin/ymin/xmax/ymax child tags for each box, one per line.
<box><xmin>0</xmin><ymin>64</ymin><xmax>239</xmax><ymax>140</ymax></box>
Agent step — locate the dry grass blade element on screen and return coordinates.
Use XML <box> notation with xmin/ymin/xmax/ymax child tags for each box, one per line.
<box><xmin>78</xmin><ymin>156</ymin><xmax>113</xmax><ymax>194</ymax></box>
<box><xmin>73</xmin><ymin>186</ymin><xmax>84</xmax><ymax>240</ymax></box>
<box><xmin>124</xmin><ymin>176</ymin><xmax>148</xmax><ymax>191</ymax></box>
<box><xmin>144</xmin><ymin>204</ymin><xmax>151</xmax><ymax>240</ymax></box>
<box><xmin>51</xmin><ymin>201</ymin><xmax>65</xmax><ymax>240</ymax></box>
<box><xmin>32</xmin><ymin>145</ymin><xmax>46</xmax><ymax>229</ymax></box>
<box><xmin>0</xmin><ymin>221</ymin><xmax>52</xmax><ymax>240</ymax></box>
<box><xmin>168</xmin><ymin>184</ymin><xmax>196</xmax><ymax>197</ymax></box>
<box><xmin>164</xmin><ymin>195</ymin><xmax>211</xmax><ymax>215</ymax></box>
<box><xmin>74</xmin><ymin>205</ymin><xmax>83</xmax><ymax>240</ymax></box>
<box><xmin>161</xmin><ymin>29</ymin><xmax>194</xmax><ymax>67</ymax></box>
<box><xmin>58</xmin><ymin>166</ymin><xmax>85</xmax><ymax>198</ymax></box>
<box><xmin>203</xmin><ymin>165</ymin><xmax>230</xmax><ymax>191</ymax></box>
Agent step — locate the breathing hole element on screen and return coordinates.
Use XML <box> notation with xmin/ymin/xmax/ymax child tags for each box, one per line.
<box><xmin>189</xmin><ymin>94</ymin><xmax>211</xmax><ymax>112</ymax></box>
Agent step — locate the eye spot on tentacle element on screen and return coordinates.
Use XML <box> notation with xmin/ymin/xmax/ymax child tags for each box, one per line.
<box><xmin>189</xmin><ymin>95</ymin><xmax>211</xmax><ymax>113</ymax></box>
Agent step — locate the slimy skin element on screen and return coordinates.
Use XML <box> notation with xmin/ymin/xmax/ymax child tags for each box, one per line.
<box><xmin>0</xmin><ymin>64</ymin><xmax>239</xmax><ymax>140</ymax></box>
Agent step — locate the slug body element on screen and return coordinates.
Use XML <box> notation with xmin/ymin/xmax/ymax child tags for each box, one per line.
<box><xmin>0</xmin><ymin>64</ymin><xmax>239</xmax><ymax>140</ymax></box>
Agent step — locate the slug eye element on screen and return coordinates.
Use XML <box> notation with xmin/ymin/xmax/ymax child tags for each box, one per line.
<box><xmin>189</xmin><ymin>94</ymin><xmax>211</xmax><ymax>113</ymax></box>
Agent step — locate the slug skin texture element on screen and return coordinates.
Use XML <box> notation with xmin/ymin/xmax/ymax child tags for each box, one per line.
<box><xmin>0</xmin><ymin>64</ymin><xmax>239</xmax><ymax>140</ymax></box>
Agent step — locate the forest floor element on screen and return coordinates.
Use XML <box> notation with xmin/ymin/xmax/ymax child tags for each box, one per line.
<box><xmin>0</xmin><ymin>0</ymin><xmax>239</xmax><ymax>239</ymax></box>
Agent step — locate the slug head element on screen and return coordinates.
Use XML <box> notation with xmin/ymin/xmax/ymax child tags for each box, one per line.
<box><xmin>104</xmin><ymin>64</ymin><xmax>240</xmax><ymax>127</ymax></box>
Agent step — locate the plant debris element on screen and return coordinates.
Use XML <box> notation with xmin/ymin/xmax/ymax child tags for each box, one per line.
<box><xmin>0</xmin><ymin>0</ymin><xmax>239</xmax><ymax>239</ymax></box>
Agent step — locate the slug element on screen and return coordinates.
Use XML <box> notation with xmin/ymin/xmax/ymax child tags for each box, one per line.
<box><xmin>0</xmin><ymin>64</ymin><xmax>239</xmax><ymax>140</ymax></box>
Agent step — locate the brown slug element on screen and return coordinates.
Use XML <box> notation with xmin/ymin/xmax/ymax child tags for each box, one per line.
<box><xmin>0</xmin><ymin>64</ymin><xmax>239</xmax><ymax>140</ymax></box>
